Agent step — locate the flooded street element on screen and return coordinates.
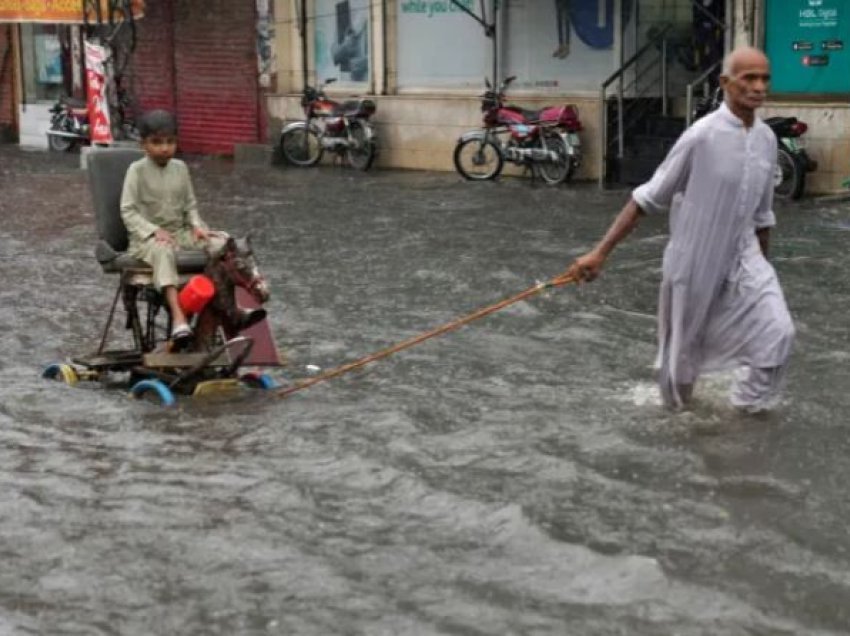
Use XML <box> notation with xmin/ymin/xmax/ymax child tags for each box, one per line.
<box><xmin>1</xmin><ymin>145</ymin><xmax>849</xmax><ymax>635</ymax></box>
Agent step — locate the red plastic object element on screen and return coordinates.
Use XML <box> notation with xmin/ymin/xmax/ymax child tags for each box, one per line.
<box><xmin>178</xmin><ymin>275</ymin><xmax>215</xmax><ymax>315</ymax></box>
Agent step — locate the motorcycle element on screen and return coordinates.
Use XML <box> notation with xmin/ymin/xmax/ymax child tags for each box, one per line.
<box><xmin>279</xmin><ymin>78</ymin><xmax>377</xmax><ymax>171</ymax></box>
<box><xmin>46</xmin><ymin>88</ymin><xmax>139</xmax><ymax>151</ymax></box>
<box><xmin>692</xmin><ymin>88</ymin><xmax>816</xmax><ymax>200</ymax></box>
<box><xmin>453</xmin><ymin>76</ymin><xmax>583</xmax><ymax>185</ymax></box>
<box><xmin>764</xmin><ymin>115</ymin><xmax>817</xmax><ymax>200</ymax></box>
<box><xmin>46</xmin><ymin>96</ymin><xmax>90</xmax><ymax>152</ymax></box>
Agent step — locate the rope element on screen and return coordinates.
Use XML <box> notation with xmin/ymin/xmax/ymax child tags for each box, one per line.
<box><xmin>274</xmin><ymin>271</ymin><xmax>578</xmax><ymax>399</ymax></box>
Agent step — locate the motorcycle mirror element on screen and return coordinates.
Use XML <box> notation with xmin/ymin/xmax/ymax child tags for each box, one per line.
<box><xmin>485</xmin><ymin>77</ymin><xmax>492</xmax><ymax>89</ymax></box>
<box><xmin>325</xmin><ymin>77</ymin><xmax>338</xmax><ymax>85</ymax></box>
<box><xmin>504</xmin><ymin>76</ymin><xmax>517</xmax><ymax>86</ymax></box>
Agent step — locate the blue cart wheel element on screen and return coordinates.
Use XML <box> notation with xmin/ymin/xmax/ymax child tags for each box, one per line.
<box><xmin>240</xmin><ymin>372</ymin><xmax>278</xmax><ymax>390</ymax></box>
<box><xmin>42</xmin><ymin>363</ymin><xmax>79</xmax><ymax>386</ymax></box>
<box><xmin>130</xmin><ymin>379</ymin><xmax>176</xmax><ymax>407</ymax></box>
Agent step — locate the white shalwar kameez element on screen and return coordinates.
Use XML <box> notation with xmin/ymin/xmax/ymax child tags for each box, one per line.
<box><xmin>632</xmin><ymin>103</ymin><xmax>795</xmax><ymax>410</ymax></box>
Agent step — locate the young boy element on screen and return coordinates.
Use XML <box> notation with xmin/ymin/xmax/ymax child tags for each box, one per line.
<box><xmin>119</xmin><ymin>109</ymin><xmax>228</xmax><ymax>343</ymax></box>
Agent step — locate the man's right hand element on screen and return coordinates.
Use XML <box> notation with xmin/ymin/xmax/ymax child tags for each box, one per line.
<box><xmin>566</xmin><ymin>249</ymin><xmax>606</xmax><ymax>282</ymax></box>
<box><xmin>154</xmin><ymin>228</ymin><xmax>176</xmax><ymax>246</ymax></box>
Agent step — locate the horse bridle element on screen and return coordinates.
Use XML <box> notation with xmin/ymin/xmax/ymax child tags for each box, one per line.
<box><xmin>220</xmin><ymin>250</ymin><xmax>266</xmax><ymax>298</ymax></box>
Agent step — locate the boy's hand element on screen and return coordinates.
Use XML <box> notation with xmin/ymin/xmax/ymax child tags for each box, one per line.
<box><xmin>192</xmin><ymin>226</ymin><xmax>210</xmax><ymax>242</ymax></box>
<box><xmin>154</xmin><ymin>228</ymin><xmax>176</xmax><ymax>246</ymax></box>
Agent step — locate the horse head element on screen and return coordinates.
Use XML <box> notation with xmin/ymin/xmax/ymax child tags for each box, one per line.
<box><xmin>209</xmin><ymin>236</ymin><xmax>270</xmax><ymax>304</ymax></box>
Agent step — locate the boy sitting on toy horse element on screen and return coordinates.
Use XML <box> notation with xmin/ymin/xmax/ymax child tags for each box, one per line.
<box><xmin>120</xmin><ymin>109</ymin><xmax>266</xmax><ymax>345</ymax></box>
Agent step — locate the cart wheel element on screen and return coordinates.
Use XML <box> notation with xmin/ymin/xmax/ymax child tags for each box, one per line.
<box><xmin>240</xmin><ymin>372</ymin><xmax>278</xmax><ymax>390</ymax></box>
<box><xmin>42</xmin><ymin>363</ymin><xmax>79</xmax><ymax>386</ymax></box>
<box><xmin>129</xmin><ymin>379</ymin><xmax>176</xmax><ymax>407</ymax></box>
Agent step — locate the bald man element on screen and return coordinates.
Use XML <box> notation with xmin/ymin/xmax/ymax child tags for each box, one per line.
<box><xmin>565</xmin><ymin>46</ymin><xmax>794</xmax><ymax>411</ymax></box>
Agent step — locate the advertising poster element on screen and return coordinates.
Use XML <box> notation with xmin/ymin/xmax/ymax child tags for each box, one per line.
<box><xmin>314</xmin><ymin>0</ymin><xmax>371</xmax><ymax>87</ymax></box>
<box><xmin>766</xmin><ymin>0</ymin><xmax>849</xmax><ymax>93</ymax></box>
<box><xmin>396</xmin><ymin>0</ymin><xmax>631</xmax><ymax>91</ymax></box>
<box><xmin>34</xmin><ymin>33</ymin><xmax>62</xmax><ymax>84</ymax></box>
<box><xmin>503</xmin><ymin>0</ymin><xmax>632</xmax><ymax>92</ymax></box>
<box><xmin>84</xmin><ymin>40</ymin><xmax>112</xmax><ymax>145</ymax></box>
<box><xmin>396</xmin><ymin>0</ymin><xmax>490</xmax><ymax>88</ymax></box>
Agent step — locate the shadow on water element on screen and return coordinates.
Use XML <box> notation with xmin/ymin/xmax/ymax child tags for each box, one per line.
<box><xmin>1</xmin><ymin>146</ymin><xmax>849</xmax><ymax>634</ymax></box>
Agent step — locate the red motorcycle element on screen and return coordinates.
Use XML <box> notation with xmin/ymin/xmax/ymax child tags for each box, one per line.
<box><xmin>279</xmin><ymin>78</ymin><xmax>377</xmax><ymax>171</ymax></box>
<box><xmin>453</xmin><ymin>76</ymin><xmax>583</xmax><ymax>185</ymax></box>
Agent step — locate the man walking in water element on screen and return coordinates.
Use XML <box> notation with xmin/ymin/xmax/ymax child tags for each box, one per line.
<box><xmin>566</xmin><ymin>46</ymin><xmax>795</xmax><ymax>411</ymax></box>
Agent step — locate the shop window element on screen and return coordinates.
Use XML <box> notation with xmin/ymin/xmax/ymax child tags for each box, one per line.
<box><xmin>502</xmin><ymin>0</ymin><xmax>633</xmax><ymax>94</ymax></box>
<box><xmin>20</xmin><ymin>24</ymin><xmax>70</xmax><ymax>103</ymax></box>
<box><xmin>765</xmin><ymin>0</ymin><xmax>850</xmax><ymax>94</ymax></box>
<box><xmin>395</xmin><ymin>0</ymin><xmax>490</xmax><ymax>89</ymax></box>
<box><xmin>314</xmin><ymin>0</ymin><xmax>371</xmax><ymax>89</ymax></box>
<box><xmin>395</xmin><ymin>0</ymin><xmax>636</xmax><ymax>92</ymax></box>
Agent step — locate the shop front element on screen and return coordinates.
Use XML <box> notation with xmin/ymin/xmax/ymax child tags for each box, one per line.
<box><xmin>0</xmin><ymin>2</ymin><xmax>98</xmax><ymax>147</ymax></box>
<box><xmin>2</xmin><ymin>0</ymin><xmax>264</xmax><ymax>155</ymax></box>
<box><xmin>270</xmin><ymin>1</ymin><xmax>742</xmax><ymax>182</ymax></box>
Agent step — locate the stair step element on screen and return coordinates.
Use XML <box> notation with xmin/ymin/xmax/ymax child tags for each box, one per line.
<box><xmin>611</xmin><ymin>154</ymin><xmax>664</xmax><ymax>186</ymax></box>
<box><xmin>644</xmin><ymin>115</ymin><xmax>686</xmax><ymax>138</ymax></box>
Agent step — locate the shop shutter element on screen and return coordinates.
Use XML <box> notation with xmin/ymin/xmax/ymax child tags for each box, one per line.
<box><xmin>0</xmin><ymin>25</ymin><xmax>15</xmax><ymax>132</ymax></box>
<box><xmin>173</xmin><ymin>0</ymin><xmax>259</xmax><ymax>155</ymax></box>
<box><xmin>132</xmin><ymin>0</ymin><xmax>177</xmax><ymax>115</ymax></box>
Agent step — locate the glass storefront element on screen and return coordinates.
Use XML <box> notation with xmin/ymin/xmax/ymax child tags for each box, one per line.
<box><xmin>395</xmin><ymin>0</ymin><xmax>635</xmax><ymax>92</ymax></box>
<box><xmin>19</xmin><ymin>23</ymin><xmax>71</xmax><ymax>102</ymax></box>
<box><xmin>314</xmin><ymin>0</ymin><xmax>371</xmax><ymax>89</ymax></box>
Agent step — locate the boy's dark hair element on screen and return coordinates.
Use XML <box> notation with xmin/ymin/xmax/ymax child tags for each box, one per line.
<box><xmin>138</xmin><ymin>109</ymin><xmax>178</xmax><ymax>139</ymax></box>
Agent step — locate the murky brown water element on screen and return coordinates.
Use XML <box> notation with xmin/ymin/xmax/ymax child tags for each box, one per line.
<box><xmin>1</xmin><ymin>145</ymin><xmax>849</xmax><ymax>635</ymax></box>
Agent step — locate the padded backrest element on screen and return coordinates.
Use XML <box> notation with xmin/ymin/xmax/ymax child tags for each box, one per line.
<box><xmin>87</xmin><ymin>147</ymin><xmax>144</xmax><ymax>252</ymax></box>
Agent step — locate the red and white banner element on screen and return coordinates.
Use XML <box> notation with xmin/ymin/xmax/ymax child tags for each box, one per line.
<box><xmin>84</xmin><ymin>40</ymin><xmax>112</xmax><ymax>145</ymax></box>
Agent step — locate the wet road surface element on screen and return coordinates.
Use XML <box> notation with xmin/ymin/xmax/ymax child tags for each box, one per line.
<box><xmin>1</xmin><ymin>146</ymin><xmax>849</xmax><ymax>634</ymax></box>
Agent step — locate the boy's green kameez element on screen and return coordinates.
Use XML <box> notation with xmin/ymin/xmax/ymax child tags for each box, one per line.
<box><xmin>120</xmin><ymin>156</ymin><xmax>225</xmax><ymax>289</ymax></box>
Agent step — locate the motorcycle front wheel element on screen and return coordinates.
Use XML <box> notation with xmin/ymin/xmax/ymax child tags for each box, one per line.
<box><xmin>453</xmin><ymin>137</ymin><xmax>503</xmax><ymax>180</ymax></box>
<box><xmin>774</xmin><ymin>145</ymin><xmax>805</xmax><ymax>200</ymax></box>
<box><xmin>47</xmin><ymin>132</ymin><xmax>75</xmax><ymax>152</ymax></box>
<box><xmin>280</xmin><ymin>125</ymin><xmax>322</xmax><ymax>167</ymax></box>
<box><xmin>535</xmin><ymin>130</ymin><xmax>571</xmax><ymax>185</ymax></box>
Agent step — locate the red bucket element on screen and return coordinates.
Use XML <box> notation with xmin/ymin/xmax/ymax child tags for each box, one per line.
<box><xmin>178</xmin><ymin>275</ymin><xmax>215</xmax><ymax>315</ymax></box>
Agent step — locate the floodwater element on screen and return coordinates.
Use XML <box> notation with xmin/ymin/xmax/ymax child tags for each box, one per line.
<box><xmin>1</xmin><ymin>145</ymin><xmax>849</xmax><ymax>635</ymax></box>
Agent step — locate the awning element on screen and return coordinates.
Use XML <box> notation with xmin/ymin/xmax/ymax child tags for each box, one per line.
<box><xmin>0</xmin><ymin>0</ymin><xmax>144</xmax><ymax>24</ymax></box>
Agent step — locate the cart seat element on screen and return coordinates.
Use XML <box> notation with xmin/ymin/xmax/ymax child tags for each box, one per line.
<box><xmin>88</xmin><ymin>147</ymin><xmax>208</xmax><ymax>275</ymax></box>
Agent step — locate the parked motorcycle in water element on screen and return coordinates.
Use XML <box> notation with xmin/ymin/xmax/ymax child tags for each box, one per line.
<box><xmin>279</xmin><ymin>78</ymin><xmax>377</xmax><ymax>171</ymax></box>
<box><xmin>46</xmin><ymin>97</ymin><xmax>90</xmax><ymax>152</ymax></box>
<box><xmin>453</xmin><ymin>76</ymin><xmax>583</xmax><ymax>185</ymax></box>
<box><xmin>692</xmin><ymin>88</ymin><xmax>816</xmax><ymax>200</ymax></box>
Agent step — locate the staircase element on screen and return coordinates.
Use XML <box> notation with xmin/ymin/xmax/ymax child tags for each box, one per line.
<box><xmin>599</xmin><ymin>0</ymin><xmax>727</xmax><ymax>189</ymax></box>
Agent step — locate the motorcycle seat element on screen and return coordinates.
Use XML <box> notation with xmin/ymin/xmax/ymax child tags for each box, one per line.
<box><xmin>61</xmin><ymin>96</ymin><xmax>88</xmax><ymax>109</ymax></box>
<box><xmin>87</xmin><ymin>148</ymin><xmax>208</xmax><ymax>275</ymax></box>
<box><xmin>336</xmin><ymin>99</ymin><xmax>375</xmax><ymax>117</ymax></box>
<box><xmin>506</xmin><ymin>105</ymin><xmax>542</xmax><ymax>122</ymax></box>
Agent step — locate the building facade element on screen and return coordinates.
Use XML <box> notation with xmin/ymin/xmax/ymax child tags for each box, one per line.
<box><xmin>268</xmin><ymin>0</ymin><xmax>849</xmax><ymax>193</ymax></box>
<box><xmin>0</xmin><ymin>0</ymin><xmax>267</xmax><ymax>154</ymax></box>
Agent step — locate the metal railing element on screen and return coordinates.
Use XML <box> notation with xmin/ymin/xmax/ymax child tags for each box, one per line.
<box><xmin>598</xmin><ymin>25</ymin><xmax>672</xmax><ymax>189</ymax></box>
<box><xmin>685</xmin><ymin>61</ymin><xmax>722</xmax><ymax>127</ymax></box>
